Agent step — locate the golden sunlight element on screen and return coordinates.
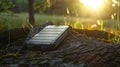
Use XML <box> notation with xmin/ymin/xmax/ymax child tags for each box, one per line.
<box><xmin>80</xmin><ymin>0</ymin><xmax>103</xmax><ymax>10</ymax></box>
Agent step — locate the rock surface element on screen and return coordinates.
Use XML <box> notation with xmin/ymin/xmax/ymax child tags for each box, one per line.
<box><xmin>0</xmin><ymin>28</ymin><xmax>120</xmax><ymax>67</ymax></box>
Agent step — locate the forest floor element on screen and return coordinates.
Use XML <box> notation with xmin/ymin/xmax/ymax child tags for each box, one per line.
<box><xmin>0</xmin><ymin>24</ymin><xmax>120</xmax><ymax>67</ymax></box>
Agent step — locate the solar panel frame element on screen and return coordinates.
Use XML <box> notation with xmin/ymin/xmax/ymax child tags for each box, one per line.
<box><xmin>26</xmin><ymin>25</ymin><xmax>71</xmax><ymax>50</ymax></box>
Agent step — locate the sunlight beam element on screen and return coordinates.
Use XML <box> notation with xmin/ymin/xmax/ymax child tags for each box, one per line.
<box><xmin>80</xmin><ymin>0</ymin><xmax>103</xmax><ymax>10</ymax></box>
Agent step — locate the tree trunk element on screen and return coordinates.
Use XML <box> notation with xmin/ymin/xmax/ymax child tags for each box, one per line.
<box><xmin>28</xmin><ymin>0</ymin><xmax>35</xmax><ymax>26</ymax></box>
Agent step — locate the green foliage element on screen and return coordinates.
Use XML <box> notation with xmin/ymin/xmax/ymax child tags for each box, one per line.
<box><xmin>0</xmin><ymin>0</ymin><xmax>14</xmax><ymax>30</ymax></box>
<box><xmin>0</xmin><ymin>53</ymin><xmax>19</xmax><ymax>60</ymax></box>
<box><xmin>0</xmin><ymin>0</ymin><xmax>14</xmax><ymax>13</ymax></box>
<box><xmin>0</xmin><ymin>13</ymin><xmax>12</xmax><ymax>30</ymax></box>
<box><xmin>14</xmin><ymin>0</ymin><xmax>28</xmax><ymax>12</ymax></box>
<box><xmin>34</xmin><ymin>0</ymin><xmax>48</xmax><ymax>14</ymax></box>
<box><xmin>97</xmin><ymin>19</ymin><xmax>104</xmax><ymax>31</ymax></box>
<box><xmin>46</xmin><ymin>0</ymin><xmax>82</xmax><ymax>16</ymax></box>
<box><xmin>0</xmin><ymin>13</ymin><xmax>25</xmax><ymax>31</ymax></box>
<box><xmin>112</xmin><ymin>35</ymin><xmax>120</xmax><ymax>44</ymax></box>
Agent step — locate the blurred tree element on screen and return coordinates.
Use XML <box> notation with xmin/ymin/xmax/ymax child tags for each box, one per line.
<box><xmin>28</xmin><ymin>0</ymin><xmax>35</xmax><ymax>26</ymax></box>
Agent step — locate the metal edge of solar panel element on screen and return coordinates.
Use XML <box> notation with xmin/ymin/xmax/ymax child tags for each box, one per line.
<box><xmin>26</xmin><ymin>25</ymin><xmax>71</xmax><ymax>49</ymax></box>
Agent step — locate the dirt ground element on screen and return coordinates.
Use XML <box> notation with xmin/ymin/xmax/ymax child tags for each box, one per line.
<box><xmin>0</xmin><ymin>25</ymin><xmax>120</xmax><ymax>67</ymax></box>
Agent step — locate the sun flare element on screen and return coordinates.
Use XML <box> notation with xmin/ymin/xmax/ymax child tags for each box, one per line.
<box><xmin>80</xmin><ymin>0</ymin><xmax>103</xmax><ymax>10</ymax></box>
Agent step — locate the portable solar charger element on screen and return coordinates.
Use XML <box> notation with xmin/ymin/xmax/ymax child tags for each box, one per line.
<box><xmin>26</xmin><ymin>25</ymin><xmax>71</xmax><ymax>50</ymax></box>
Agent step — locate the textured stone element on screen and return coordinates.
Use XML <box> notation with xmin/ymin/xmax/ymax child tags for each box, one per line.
<box><xmin>84</xmin><ymin>54</ymin><xmax>96</xmax><ymax>62</ymax></box>
<box><xmin>1</xmin><ymin>28</ymin><xmax>120</xmax><ymax>67</ymax></box>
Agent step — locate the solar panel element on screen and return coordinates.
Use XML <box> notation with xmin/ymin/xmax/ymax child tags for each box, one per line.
<box><xmin>26</xmin><ymin>25</ymin><xmax>71</xmax><ymax>50</ymax></box>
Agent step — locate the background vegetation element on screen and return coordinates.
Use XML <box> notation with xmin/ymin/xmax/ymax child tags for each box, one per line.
<box><xmin>11</xmin><ymin>0</ymin><xmax>115</xmax><ymax>18</ymax></box>
<box><xmin>0</xmin><ymin>0</ymin><xmax>120</xmax><ymax>35</ymax></box>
